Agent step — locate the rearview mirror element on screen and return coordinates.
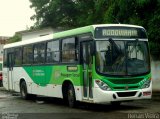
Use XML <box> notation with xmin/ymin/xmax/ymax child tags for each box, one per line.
<box><xmin>90</xmin><ymin>41</ymin><xmax>95</xmax><ymax>56</ymax></box>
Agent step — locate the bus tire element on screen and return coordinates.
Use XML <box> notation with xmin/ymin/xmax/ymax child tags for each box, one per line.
<box><xmin>0</xmin><ymin>80</ymin><xmax>3</xmax><ymax>87</ymax></box>
<box><xmin>67</xmin><ymin>84</ymin><xmax>76</xmax><ymax>108</ymax></box>
<box><xmin>20</xmin><ymin>81</ymin><xmax>29</xmax><ymax>100</ymax></box>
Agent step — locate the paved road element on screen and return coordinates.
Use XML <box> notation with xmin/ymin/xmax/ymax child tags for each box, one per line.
<box><xmin>0</xmin><ymin>87</ymin><xmax>160</xmax><ymax>119</ymax></box>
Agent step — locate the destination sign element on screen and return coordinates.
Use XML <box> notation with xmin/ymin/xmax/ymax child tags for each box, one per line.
<box><xmin>95</xmin><ymin>27</ymin><xmax>147</xmax><ymax>38</ymax></box>
<box><xmin>102</xmin><ymin>29</ymin><xmax>138</xmax><ymax>37</ymax></box>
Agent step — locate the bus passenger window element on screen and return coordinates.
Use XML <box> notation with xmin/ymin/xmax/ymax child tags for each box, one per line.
<box><xmin>34</xmin><ymin>43</ymin><xmax>45</xmax><ymax>64</ymax></box>
<box><xmin>23</xmin><ymin>45</ymin><xmax>33</xmax><ymax>64</ymax></box>
<box><xmin>46</xmin><ymin>40</ymin><xmax>60</xmax><ymax>63</ymax></box>
<box><xmin>3</xmin><ymin>50</ymin><xmax>7</xmax><ymax>67</ymax></box>
<box><xmin>62</xmin><ymin>37</ymin><xmax>77</xmax><ymax>63</ymax></box>
<box><xmin>15</xmin><ymin>47</ymin><xmax>22</xmax><ymax>66</ymax></box>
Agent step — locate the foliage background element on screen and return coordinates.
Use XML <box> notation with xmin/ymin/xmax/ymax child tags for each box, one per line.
<box><xmin>10</xmin><ymin>0</ymin><xmax>160</xmax><ymax>59</ymax></box>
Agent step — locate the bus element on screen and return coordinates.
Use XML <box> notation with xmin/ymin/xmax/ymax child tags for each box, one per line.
<box><xmin>3</xmin><ymin>24</ymin><xmax>151</xmax><ymax>107</ymax></box>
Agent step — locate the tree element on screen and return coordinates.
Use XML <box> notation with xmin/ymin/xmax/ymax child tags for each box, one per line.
<box><xmin>29</xmin><ymin>0</ymin><xmax>110</xmax><ymax>28</ymax></box>
<box><xmin>8</xmin><ymin>33</ymin><xmax>21</xmax><ymax>43</ymax></box>
<box><xmin>29</xmin><ymin>0</ymin><xmax>160</xmax><ymax>57</ymax></box>
<box><xmin>30</xmin><ymin>0</ymin><xmax>79</xmax><ymax>28</ymax></box>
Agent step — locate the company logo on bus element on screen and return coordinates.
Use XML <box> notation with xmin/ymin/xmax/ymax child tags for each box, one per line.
<box><xmin>125</xmin><ymin>85</ymin><xmax>129</xmax><ymax>90</ymax></box>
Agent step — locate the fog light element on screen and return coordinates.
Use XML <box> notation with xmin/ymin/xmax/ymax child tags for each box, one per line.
<box><xmin>143</xmin><ymin>91</ymin><xmax>151</xmax><ymax>96</ymax></box>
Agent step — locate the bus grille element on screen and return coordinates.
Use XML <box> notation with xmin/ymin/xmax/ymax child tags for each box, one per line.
<box><xmin>117</xmin><ymin>91</ymin><xmax>137</xmax><ymax>97</ymax></box>
<box><xmin>113</xmin><ymin>86</ymin><xmax>139</xmax><ymax>90</ymax></box>
<box><xmin>107</xmin><ymin>78</ymin><xmax>143</xmax><ymax>84</ymax></box>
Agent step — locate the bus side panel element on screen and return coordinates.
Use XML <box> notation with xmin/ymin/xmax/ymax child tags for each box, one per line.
<box><xmin>9</xmin><ymin>65</ymin><xmax>83</xmax><ymax>100</ymax></box>
<box><xmin>30</xmin><ymin>84</ymin><xmax>63</xmax><ymax>98</ymax></box>
<box><xmin>23</xmin><ymin>66</ymin><xmax>63</xmax><ymax>98</ymax></box>
<box><xmin>2</xmin><ymin>68</ymin><xmax>9</xmax><ymax>90</ymax></box>
<box><xmin>13</xmin><ymin>67</ymin><xmax>33</xmax><ymax>93</ymax></box>
<box><xmin>50</xmin><ymin>65</ymin><xmax>83</xmax><ymax>101</ymax></box>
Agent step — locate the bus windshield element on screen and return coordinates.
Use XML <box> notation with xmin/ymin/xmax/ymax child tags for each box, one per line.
<box><xmin>96</xmin><ymin>40</ymin><xmax>150</xmax><ymax>76</ymax></box>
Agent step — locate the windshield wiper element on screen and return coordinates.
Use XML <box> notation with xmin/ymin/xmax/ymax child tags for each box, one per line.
<box><xmin>108</xmin><ymin>38</ymin><xmax>122</xmax><ymax>55</ymax></box>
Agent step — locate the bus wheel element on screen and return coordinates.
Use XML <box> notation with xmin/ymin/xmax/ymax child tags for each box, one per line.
<box><xmin>67</xmin><ymin>84</ymin><xmax>76</xmax><ymax>108</ymax></box>
<box><xmin>0</xmin><ymin>80</ymin><xmax>3</xmax><ymax>87</ymax></box>
<box><xmin>20</xmin><ymin>81</ymin><xmax>29</xmax><ymax>100</ymax></box>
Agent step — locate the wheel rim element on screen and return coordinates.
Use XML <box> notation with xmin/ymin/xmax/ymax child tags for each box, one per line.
<box><xmin>68</xmin><ymin>89</ymin><xmax>74</xmax><ymax>104</ymax></box>
<box><xmin>21</xmin><ymin>87</ymin><xmax>26</xmax><ymax>97</ymax></box>
<box><xmin>67</xmin><ymin>85</ymin><xmax>76</xmax><ymax>107</ymax></box>
<box><xmin>21</xmin><ymin>83</ymin><xmax>26</xmax><ymax>98</ymax></box>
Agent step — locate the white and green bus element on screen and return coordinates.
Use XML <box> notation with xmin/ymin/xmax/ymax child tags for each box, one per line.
<box><xmin>3</xmin><ymin>24</ymin><xmax>151</xmax><ymax>107</ymax></box>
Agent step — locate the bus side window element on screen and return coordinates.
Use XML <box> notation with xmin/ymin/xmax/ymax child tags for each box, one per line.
<box><xmin>23</xmin><ymin>45</ymin><xmax>33</xmax><ymax>65</ymax></box>
<box><xmin>3</xmin><ymin>49</ymin><xmax>7</xmax><ymax>67</ymax></box>
<box><xmin>46</xmin><ymin>40</ymin><xmax>60</xmax><ymax>63</ymax></box>
<box><xmin>62</xmin><ymin>37</ymin><xmax>78</xmax><ymax>63</ymax></box>
<box><xmin>15</xmin><ymin>47</ymin><xmax>22</xmax><ymax>66</ymax></box>
<box><xmin>34</xmin><ymin>43</ymin><xmax>45</xmax><ymax>64</ymax></box>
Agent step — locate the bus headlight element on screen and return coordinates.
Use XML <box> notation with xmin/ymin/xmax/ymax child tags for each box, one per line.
<box><xmin>141</xmin><ymin>79</ymin><xmax>151</xmax><ymax>89</ymax></box>
<box><xmin>95</xmin><ymin>80</ymin><xmax>111</xmax><ymax>91</ymax></box>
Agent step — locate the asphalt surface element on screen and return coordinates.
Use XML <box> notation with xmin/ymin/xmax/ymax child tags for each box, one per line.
<box><xmin>0</xmin><ymin>87</ymin><xmax>160</xmax><ymax>119</ymax></box>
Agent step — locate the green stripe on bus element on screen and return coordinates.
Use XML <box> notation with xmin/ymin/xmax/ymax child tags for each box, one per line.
<box><xmin>23</xmin><ymin>65</ymin><xmax>83</xmax><ymax>87</ymax></box>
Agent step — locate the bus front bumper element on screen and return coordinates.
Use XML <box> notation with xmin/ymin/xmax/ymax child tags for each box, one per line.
<box><xmin>93</xmin><ymin>86</ymin><xmax>152</xmax><ymax>104</ymax></box>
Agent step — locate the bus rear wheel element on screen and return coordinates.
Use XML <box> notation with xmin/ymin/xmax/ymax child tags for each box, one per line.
<box><xmin>20</xmin><ymin>81</ymin><xmax>29</xmax><ymax>100</ymax></box>
<box><xmin>67</xmin><ymin>84</ymin><xmax>76</xmax><ymax>108</ymax></box>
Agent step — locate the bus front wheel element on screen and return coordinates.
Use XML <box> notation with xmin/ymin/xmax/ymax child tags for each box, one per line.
<box><xmin>67</xmin><ymin>84</ymin><xmax>76</xmax><ymax>108</ymax></box>
<box><xmin>20</xmin><ymin>81</ymin><xmax>29</xmax><ymax>100</ymax></box>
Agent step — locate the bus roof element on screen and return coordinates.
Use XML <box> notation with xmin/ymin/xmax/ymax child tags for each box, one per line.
<box><xmin>4</xmin><ymin>24</ymin><xmax>145</xmax><ymax>49</ymax></box>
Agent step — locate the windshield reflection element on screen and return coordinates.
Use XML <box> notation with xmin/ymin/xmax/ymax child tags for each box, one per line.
<box><xmin>96</xmin><ymin>40</ymin><xmax>150</xmax><ymax>76</ymax></box>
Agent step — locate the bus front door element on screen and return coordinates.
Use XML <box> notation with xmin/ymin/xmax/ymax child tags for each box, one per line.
<box><xmin>81</xmin><ymin>41</ymin><xmax>93</xmax><ymax>100</ymax></box>
<box><xmin>7</xmin><ymin>53</ymin><xmax>14</xmax><ymax>91</ymax></box>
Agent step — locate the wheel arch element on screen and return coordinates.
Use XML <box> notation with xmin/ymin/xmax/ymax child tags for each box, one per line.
<box><xmin>19</xmin><ymin>78</ymin><xmax>26</xmax><ymax>88</ymax></box>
